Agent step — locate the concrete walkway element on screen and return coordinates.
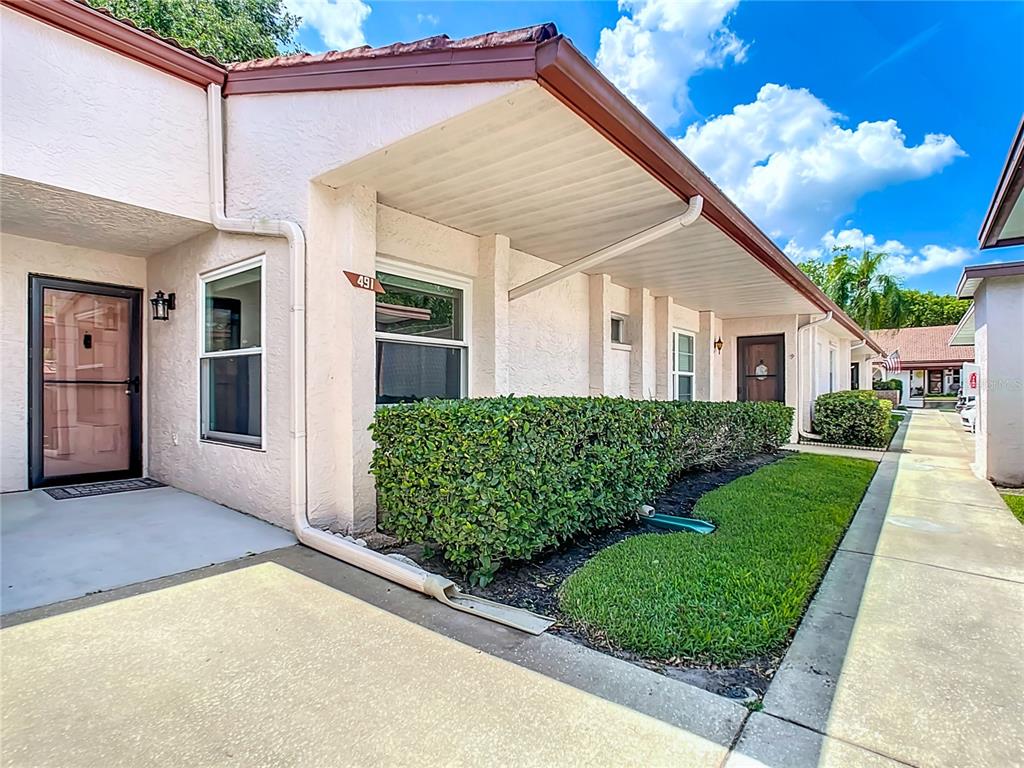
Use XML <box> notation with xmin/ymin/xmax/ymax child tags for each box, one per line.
<box><xmin>734</xmin><ymin>410</ymin><xmax>1024</xmax><ymax>767</ymax></box>
<box><xmin>1</xmin><ymin>486</ymin><xmax>294</xmax><ymax>614</ymax></box>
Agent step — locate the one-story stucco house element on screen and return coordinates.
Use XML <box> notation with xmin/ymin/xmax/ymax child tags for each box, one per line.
<box><xmin>872</xmin><ymin>325</ymin><xmax>974</xmax><ymax>406</ymax></box>
<box><xmin>0</xmin><ymin>0</ymin><xmax>881</xmax><ymax>535</ymax></box>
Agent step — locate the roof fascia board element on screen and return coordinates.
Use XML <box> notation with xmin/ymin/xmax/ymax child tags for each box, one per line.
<box><xmin>957</xmin><ymin>259</ymin><xmax>1024</xmax><ymax>298</ymax></box>
<box><xmin>223</xmin><ymin>42</ymin><xmax>539</xmax><ymax>95</ymax></box>
<box><xmin>3</xmin><ymin>0</ymin><xmax>225</xmax><ymax>87</ymax></box>
<box><xmin>533</xmin><ymin>37</ymin><xmax>881</xmax><ymax>353</ymax></box>
<box><xmin>979</xmin><ymin>114</ymin><xmax>1024</xmax><ymax>249</ymax></box>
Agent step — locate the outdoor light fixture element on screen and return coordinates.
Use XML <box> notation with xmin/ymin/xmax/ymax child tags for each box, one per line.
<box><xmin>150</xmin><ymin>290</ymin><xmax>176</xmax><ymax>321</ymax></box>
<box><xmin>714</xmin><ymin>337</ymin><xmax>724</xmax><ymax>354</ymax></box>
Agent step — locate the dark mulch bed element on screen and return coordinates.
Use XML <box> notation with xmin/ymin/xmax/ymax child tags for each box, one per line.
<box><xmin>384</xmin><ymin>451</ymin><xmax>788</xmax><ymax>700</ymax></box>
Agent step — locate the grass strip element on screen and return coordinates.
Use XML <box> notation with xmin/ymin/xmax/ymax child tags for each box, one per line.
<box><xmin>559</xmin><ymin>453</ymin><xmax>877</xmax><ymax>663</ymax></box>
<box><xmin>1002</xmin><ymin>494</ymin><xmax>1024</xmax><ymax>525</ymax></box>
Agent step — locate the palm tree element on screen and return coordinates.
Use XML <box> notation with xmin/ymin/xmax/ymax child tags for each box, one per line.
<box><xmin>801</xmin><ymin>247</ymin><xmax>905</xmax><ymax>330</ymax></box>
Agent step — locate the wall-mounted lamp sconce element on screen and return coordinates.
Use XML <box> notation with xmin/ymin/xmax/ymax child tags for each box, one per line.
<box><xmin>150</xmin><ymin>290</ymin><xmax>176</xmax><ymax>321</ymax></box>
<box><xmin>714</xmin><ymin>337</ymin><xmax>724</xmax><ymax>354</ymax></box>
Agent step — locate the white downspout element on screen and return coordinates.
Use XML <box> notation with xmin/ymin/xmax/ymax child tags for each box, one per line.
<box><xmin>796</xmin><ymin>311</ymin><xmax>833</xmax><ymax>440</ymax></box>
<box><xmin>205</xmin><ymin>85</ymin><xmax>551</xmax><ymax>634</ymax></box>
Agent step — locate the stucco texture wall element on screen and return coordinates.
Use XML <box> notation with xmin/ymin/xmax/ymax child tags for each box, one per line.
<box><xmin>145</xmin><ymin>231</ymin><xmax>292</xmax><ymax>528</ymax></box>
<box><xmin>508</xmin><ymin>250</ymin><xmax>590</xmax><ymax>396</ymax></box>
<box><xmin>975</xmin><ymin>278</ymin><xmax>1024</xmax><ymax>486</ymax></box>
<box><xmin>225</xmin><ymin>83</ymin><xmax>521</xmax><ymax>225</ymax></box>
<box><xmin>0</xmin><ymin>8</ymin><xmax>209</xmax><ymax>222</ymax></box>
<box><xmin>0</xmin><ymin>234</ymin><xmax>147</xmax><ymax>491</ymax></box>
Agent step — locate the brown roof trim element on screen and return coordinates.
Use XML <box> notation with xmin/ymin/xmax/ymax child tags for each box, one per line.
<box><xmin>979</xmin><ymin>114</ymin><xmax>1024</xmax><ymax>249</ymax></box>
<box><xmin>956</xmin><ymin>259</ymin><xmax>1024</xmax><ymax>298</ymax></box>
<box><xmin>224</xmin><ymin>41</ymin><xmax>539</xmax><ymax>96</ymax></box>
<box><xmin>3</xmin><ymin>0</ymin><xmax>226</xmax><ymax>87</ymax></box>
<box><xmin>534</xmin><ymin>37</ymin><xmax>881</xmax><ymax>353</ymax></box>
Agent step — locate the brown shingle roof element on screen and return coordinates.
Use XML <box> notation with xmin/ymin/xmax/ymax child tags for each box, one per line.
<box><xmin>872</xmin><ymin>325</ymin><xmax>974</xmax><ymax>366</ymax></box>
<box><xmin>228</xmin><ymin>23</ymin><xmax>559</xmax><ymax>72</ymax></box>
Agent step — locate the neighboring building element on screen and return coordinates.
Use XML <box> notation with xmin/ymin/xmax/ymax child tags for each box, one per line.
<box><xmin>0</xmin><ymin>1</ymin><xmax>881</xmax><ymax>533</ymax></box>
<box><xmin>948</xmin><ymin>114</ymin><xmax>1024</xmax><ymax>487</ymax></box>
<box><xmin>872</xmin><ymin>326</ymin><xmax>975</xmax><ymax>406</ymax></box>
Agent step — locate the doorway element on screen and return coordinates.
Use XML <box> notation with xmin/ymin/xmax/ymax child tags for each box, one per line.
<box><xmin>737</xmin><ymin>334</ymin><xmax>785</xmax><ymax>402</ymax></box>
<box><xmin>28</xmin><ymin>276</ymin><xmax>143</xmax><ymax>487</ymax></box>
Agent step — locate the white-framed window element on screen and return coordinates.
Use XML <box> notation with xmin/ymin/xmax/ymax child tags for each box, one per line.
<box><xmin>672</xmin><ymin>330</ymin><xmax>695</xmax><ymax>401</ymax></box>
<box><xmin>375</xmin><ymin>262</ymin><xmax>470</xmax><ymax>404</ymax></box>
<box><xmin>829</xmin><ymin>346</ymin><xmax>837</xmax><ymax>392</ymax></box>
<box><xmin>198</xmin><ymin>256</ymin><xmax>264</xmax><ymax>448</ymax></box>
<box><xmin>610</xmin><ymin>313</ymin><xmax>627</xmax><ymax>345</ymax></box>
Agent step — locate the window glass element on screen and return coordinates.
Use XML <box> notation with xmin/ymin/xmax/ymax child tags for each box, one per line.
<box><xmin>204</xmin><ymin>266</ymin><xmax>261</xmax><ymax>352</ymax></box>
<box><xmin>675</xmin><ymin>333</ymin><xmax>694</xmax><ymax>373</ymax></box>
<box><xmin>611</xmin><ymin>316</ymin><xmax>626</xmax><ymax>344</ymax></box>
<box><xmin>375</xmin><ymin>272</ymin><xmax>463</xmax><ymax>341</ymax></box>
<box><xmin>675</xmin><ymin>374</ymin><xmax>693</xmax><ymax>401</ymax></box>
<box><xmin>201</xmin><ymin>355</ymin><xmax>261</xmax><ymax>444</ymax></box>
<box><xmin>376</xmin><ymin>341</ymin><xmax>463</xmax><ymax>404</ymax></box>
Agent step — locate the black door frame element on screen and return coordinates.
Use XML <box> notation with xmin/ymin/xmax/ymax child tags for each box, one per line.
<box><xmin>737</xmin><ymin>334</ymin><xmax>786</xmax><ymax>402</ymax></box>
<box><xmin>28</xmin><ymin>275</ymin><xmax>144</xmax><ymax>488</ymax></box>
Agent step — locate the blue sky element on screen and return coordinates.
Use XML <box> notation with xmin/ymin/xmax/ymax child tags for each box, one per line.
<box><xmin>288</xmin><ymin>0</ymin><xmax>1024</xmax><ymax>294</ymax></box>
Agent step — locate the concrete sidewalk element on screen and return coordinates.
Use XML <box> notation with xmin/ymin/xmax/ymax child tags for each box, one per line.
<box><xmin>735</xmin><ymin>410</ymin><xmax>1024</xmax><ymax>767</ymax></box>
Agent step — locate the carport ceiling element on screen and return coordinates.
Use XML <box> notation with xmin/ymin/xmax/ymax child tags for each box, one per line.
<box><xmin>1</xmin><ymin>176</ymin><xmax>210</xmax><ymax>257</ymax></box>
<box><xmin>318</xmin><ymin>82</ymin><xmax>819</xmax><ymax>319</ymax></box>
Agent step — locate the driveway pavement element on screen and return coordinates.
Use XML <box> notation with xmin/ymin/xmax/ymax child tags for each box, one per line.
<box><xmin>0</xmin><ymin>486</ymin><xmax>294</xmax><ymax>614</ymax></box>
<box><xmin>2</xmin><ymin>411</ymin><xmax>1020</xmax><ymax>767</ymax></box>
<box><xmin>736</xmin><ymin>409</ymin><xmax>1024</xmax><ymax>767</ymax></box>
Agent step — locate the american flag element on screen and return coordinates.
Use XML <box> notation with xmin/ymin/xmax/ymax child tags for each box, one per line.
<box><xmin>883</xmin><ymin>349</ymin><xmax>901</xmax><ymax>373</ymax></box>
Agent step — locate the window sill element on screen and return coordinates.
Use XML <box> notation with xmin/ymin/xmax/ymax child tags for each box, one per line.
<box><xmin>199</xmin><ymin>438</ymin><xmax>266</xmax><ymax>453</ymax></box>
<box><xmin>611</xmin><ymin>342</ymin><xmax>632</xmax><ymax>352</ymax></box>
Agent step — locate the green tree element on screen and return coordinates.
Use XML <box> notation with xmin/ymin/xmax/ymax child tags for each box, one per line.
<box><xmin>88</xmin><ymin>0</ymin><xmax>302</xmax><ymax>62</ymax></box>
<box><xmin>799</xmin><ymin>247</ymin><xmax>905</xmax><ymax>331</ymax></box>
<box><xmin>899</xmin><ymin>289</ymin><xmax>970</xmax><ymax>327</ymax></box>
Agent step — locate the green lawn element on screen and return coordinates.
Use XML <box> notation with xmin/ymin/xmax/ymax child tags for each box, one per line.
<box><xmin>1002</xmin><ymin>494</ymin><xmax>1024</xmax><ymax>525</ymax></box>
<box><xmin>559</xmin><ymin>453</ymin><xmax>877</xmax><ymax>663</ymax></box>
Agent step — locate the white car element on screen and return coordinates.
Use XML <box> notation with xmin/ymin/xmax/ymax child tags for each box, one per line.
<box><xmin>961</xmin><ymin>403</ymin><xmax>977</xmax><ymax>433</ymax></box>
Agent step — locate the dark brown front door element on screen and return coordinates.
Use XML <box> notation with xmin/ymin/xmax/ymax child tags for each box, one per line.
<box><xmin>28</xmin><ymin>276</ymin><xmax>143</xmax><ymax>487</ymax></box>
<box><xmin>737</xmin><ymin>334</ymin><xmax>785</xmax><ymax>402</ymax></box>
<box><xmin>927</xmin><ymin>369</ymin><xmax>943</xmax><ymax>395</ymax></box>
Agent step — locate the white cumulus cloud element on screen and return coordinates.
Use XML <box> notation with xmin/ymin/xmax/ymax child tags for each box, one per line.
<box><xmin>676</xmin><ymin>84</ymin><xmax>965</xmax><ymax>243</ymax></box>
<box><xmin>286</xmin><ymin>0</ymin><xmax>371</xmax><ymax>51</ymax></box>
<box><xmin>596</xmin><ymin>0</ymin><xmax>747</xmax><ymax>128</ymax></box>
<box><xmin>416</xmin><ymin>13</ymin><xmax>439</xmax><ymax>26</ymax></box>
<box><xmin>884</xmin><ymin>244</ymin><xmax>975</xmax><ymax>277</ymax></box>
<box><xmin>784</xmin><ymin>227</ymin><xmax>974</xmax><ymax>278</ymax></box>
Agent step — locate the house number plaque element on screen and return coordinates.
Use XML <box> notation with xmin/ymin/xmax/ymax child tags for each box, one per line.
<box><xmin>344</xmin><ymin>271</ymin><xmax>384</xmax><ymax>293</ymax></box>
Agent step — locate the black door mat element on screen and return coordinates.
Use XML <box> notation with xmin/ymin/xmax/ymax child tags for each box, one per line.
<box><xmin>43</xmin><ymin>478</ymin><xmax>165</xmax><ymax>500</ymax></box>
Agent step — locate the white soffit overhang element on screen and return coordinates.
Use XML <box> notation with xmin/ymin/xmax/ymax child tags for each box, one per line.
<box><xmin>0</xmin><ymin>175</ymin><xmax>211</xmax><ymax>257</ymax></box>
<box><xmin>317</xmin><ymin>83</ymin><xmax>819</xmax><ymax>319</ymax></box>
<box><xmin>950</xmin><ymin>303</ymin><xmax>976</xmax><ymax>346</ymax></box>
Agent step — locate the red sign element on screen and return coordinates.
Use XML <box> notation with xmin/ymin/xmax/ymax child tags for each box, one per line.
<box><xmin>969</xmin><ymin>372</ymin><xmax>978</xmax><ymax>389</ymax></box>
<box><xmin>343</xmin><ymin>271</ymin><xmax>384</xmax><ymax>293</ymax></box>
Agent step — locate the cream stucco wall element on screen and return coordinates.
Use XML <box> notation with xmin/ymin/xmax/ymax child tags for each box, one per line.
<box><xmin>508</xmin><ymin>250</ymin><xmax>590</xmax><ymax>396</ymax></box>
<box><xmin>0</xmin><ymin>8</ymin><xmax>210</xmax><ymax>222</ymax></box>
<box><xmin>973</xmin><ymin>277</ymin><xmax>1024</xmax><ymax>486</ymax></box>
<box><xmin>0</xmin><ymin>233</ymin><xmax>147</xmax><ymax>492</ymax></box>
<box><xmin>224</xmin><ymin>83</ymin><xmax>522</xmax><ymax>224</ymax></box>
<box><xmin>145</xmin><ymin>230</ymin><xmax>292</xmax><ymax>528</ymax></box>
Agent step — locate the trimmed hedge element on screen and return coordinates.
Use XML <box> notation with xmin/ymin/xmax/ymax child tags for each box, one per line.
<box><xmin>813</xmin><ymin>390</ymin><xmax>893</xmax><ymax>447</ymax></box>
<box><xmin>371</xmin><ymin>397</ymin><xmax>792</xmax><ymax>582</ymax></box>
<box><xmin>873</xmin><ymin>378</ymin><xmax>903</xmax><ymax>395</ymax></box>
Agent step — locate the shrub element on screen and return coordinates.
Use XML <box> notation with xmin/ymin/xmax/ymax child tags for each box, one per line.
<box><xmin>813</xmin><ymin>390</ymin><xmax>893</xmax><ymax>447</ymax></box>
<box><xmin>371</xmin><ymin>397</ymin><xmax>793</xmax><ymax>582</ymax></box>
<box><xmin>873</xmin><ymin>378</ymin><xmax>903</xmax><ymax>395</ymax></box>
